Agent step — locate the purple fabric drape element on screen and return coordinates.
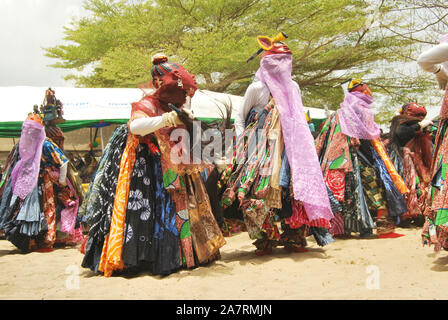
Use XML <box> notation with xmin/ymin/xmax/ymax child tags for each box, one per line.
<box><xmin>337</xmin><ymin>91</ymin><xmax>381</xmax><ymax>140</ymax></box>
<box><xmin>49</xmin><ymin>167</ymin><xmax>79</xmax><ymax>235</ymax></box>
<box><xmin>10</xmin><ymin>120</ymin><xmax>46</xmax><ymax>200</ymax></box>
<box><xmin>255</xmin><ymin>54</ymin><xmax>333</xmax><ymax>223</ymax></box>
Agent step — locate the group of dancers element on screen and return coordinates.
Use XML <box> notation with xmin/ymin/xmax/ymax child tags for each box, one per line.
<box><xmin>1</xmin><ymin>33</ymin><xmax>448</xmax><ymax>277</ymax></box>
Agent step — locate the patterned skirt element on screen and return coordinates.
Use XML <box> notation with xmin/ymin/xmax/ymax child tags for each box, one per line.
<box><xmin>0</xmin><ymin>158</ymin><xmax>83</xmax><ymax>252</ymax></box>
<box><xmin>221</xmin><ymin>104</ymin><xmax>333</xmax><ymax>249</ymax></box>
<box><xmin>325</xmin><ymin>142</ymin><xmax>407</xmax><ymax>237</ymax></box>
<box><xmin>423</xmin><ymin>119</ymin><xmax>448</xmax><ymax>251</ymax></box>
<box><xmin>82</xmin><ymin>125</ymin><xmax>225</xmax><ymax>276</ymax></box>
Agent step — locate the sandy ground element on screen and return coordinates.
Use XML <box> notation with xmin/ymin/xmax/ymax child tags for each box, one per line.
<box><xmin>3</xmin><ymin>123</ymin><xmax>442</xmax><ymax>301</ymax></box>
<box><xmin>0</xmin><ymin>227</ymin><xmax>447</xmax><ymax>300</ymax></box>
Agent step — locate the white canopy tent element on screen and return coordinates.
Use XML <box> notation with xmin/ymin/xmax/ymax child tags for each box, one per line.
<box><xmin>0</xmin><ymin>86</ymin><xmax>330</xmax><ymax>156</ymax></box>
<box><xmin>0</xmin><ymin>86</ymin><xmax>328</xmax><ymax>135</ymax></box>
<box><xmin>0</xmin><ymin>86</ymin><xmax>243</xmax><ymax>121</ymax></box>
<box><xmin>0</xmin><ymin>86</ymin><xmax>329</xmax><ymax>121</ymax></box>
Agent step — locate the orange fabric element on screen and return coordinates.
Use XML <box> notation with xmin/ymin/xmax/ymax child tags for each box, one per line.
<box><xmin>42</xmin><ymin>168</ymin><xmax>57</xmax><ymax>245</ymax></box>
<box><xmin>350</xmin><ymin>83</ymin><xmax>373</xmax><ymax>97</ymax></box>
<box><xmin>371</xmin><ymin>138</ymin><xmax>409</xmax><ymax>194</ymax></box>
<box><xmin>99</xmin><ymin>134</ymin><xmax>139</xmax><ymax>277</ymax></box>
<box><xmin>26</xmin><ymin>113</ymin><xmax>43</xmax><ymax>125</ymax></box>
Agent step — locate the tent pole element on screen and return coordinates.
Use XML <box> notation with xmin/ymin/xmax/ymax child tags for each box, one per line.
<box><xmin>100</xmin><ymin>127</ymin><xmax>104</xmax><ymax>153</ymax></box>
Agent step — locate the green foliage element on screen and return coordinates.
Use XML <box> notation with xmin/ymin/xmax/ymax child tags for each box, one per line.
<box><xmin>45</xmin><ymin>0</ymin><xmax>446</xmax><ymax>124</ymax></box>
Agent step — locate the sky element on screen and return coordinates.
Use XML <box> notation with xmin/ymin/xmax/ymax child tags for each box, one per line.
<box><xmin>0</xmin><ymin>0</ymin><xmax>89</xmax><ymax>87</ymax></box>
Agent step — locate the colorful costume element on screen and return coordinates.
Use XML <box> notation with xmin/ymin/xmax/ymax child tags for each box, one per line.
<box><xmin>423</xmin><ymin>91</ymin><xmax>448</xmax><ymax>251</ymax></box>
<box><xmin>418</xmin><ymin>34</ymin><xmax>448</xmax><ymax>251</ymax></box>
<box><xmin>81</xmin><ymin>55</ymin><xmax>225</xmax><ymax>277</ymax></box>
<box><xmin>385</xmin><ymin>103</ymin><xmax>433</xmax><ymax>225</ymax></box>
<box><xmin>315</xmin><ymin>79</ymin><xmax>408</xmax><ymax>238</ymax></box>
<box><xmin>0</xmin><ymin>113</ymin><xmax>83</xmax><ymax>252</ymax></box>
<box><xmin>220</xmin><ymin>37</ymin><xmax>334</xmax><ymax>255</ymax></box>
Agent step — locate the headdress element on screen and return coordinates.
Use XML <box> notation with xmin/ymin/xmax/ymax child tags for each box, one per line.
<box><xmin>26</xmin><ymin>112</ymin><xmax>43</xmax><ymax>126</ymax></box>
<box><xmin>41</xmin><ymin>88</ymin><xmax>65</xmax><ymax>125</ymax></box>
<box><xmin>150</xmin><ymin>53</ymin><xmax>197</xmax><ymax>98</ymax></box>
<box><xmin>246</xmin><ymin>32</ymin><xmax>289</xmax><ymax>63</ymax></box>
<box><xmin>347</xmin><ymin>78</ymin><xmax>372</xmax><ymax>97</ymax></box>
<box><xmin>399</xmin><ymin>102</ymin><xmax>427</xmax><ymax>118</ymax></box>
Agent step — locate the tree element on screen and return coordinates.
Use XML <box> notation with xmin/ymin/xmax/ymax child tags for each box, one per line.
<box><xmin>45</xmin><ymin>0</ymin><xmax>447</xmax><ymax>123</ymax></box>
<box><xmin>367</xmin><ymin>0</ymin><xmax>448</xmax><ymax>124</ymax></box>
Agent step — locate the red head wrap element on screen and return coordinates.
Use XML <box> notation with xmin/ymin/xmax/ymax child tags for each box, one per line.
<box><xmin>150</xmin><ymin>54</ymin><xmax>198</xmax><ymax>99</ymax></box>
<box><xmin>261</xmin><ymin>42</ymin><xmax>292</xmax><ymax>58</ymax></box>
<box><xmin>400</xmin><ymin>102</ymin><xmax>427</xmax><ymax>118</ymax></box>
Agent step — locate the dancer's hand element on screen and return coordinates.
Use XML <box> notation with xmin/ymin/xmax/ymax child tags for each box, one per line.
<box><xmin>215</xmin><ymin>156</ymin><xmax>228</xmax><ymax>173</ymax></box>
<box><xmin>162</xmin><ymin>111</ymin><xmax>183</xmax><ymax>127</ymax></box>
<box><xmin>419</xmin><ymin>119</ymin><xmax>433</xmax><ymax>129</ymax></box>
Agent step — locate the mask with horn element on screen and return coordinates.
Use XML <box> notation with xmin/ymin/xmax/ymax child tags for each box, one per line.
<box><xmin>246</xmin><ymin>32</ymin><xmax>289</xmax><ymax>63</ymax></box>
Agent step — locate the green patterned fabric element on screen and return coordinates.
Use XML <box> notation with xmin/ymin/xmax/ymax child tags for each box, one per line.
<box><xmin>359</xmin><ymin>160</ymin><xmax>386</xmax><ymax>211</ymax></box>
<box><xmin>435</xmin><ymin>208</ymin><xmax>448</xmax><ymax>226</ymax></box>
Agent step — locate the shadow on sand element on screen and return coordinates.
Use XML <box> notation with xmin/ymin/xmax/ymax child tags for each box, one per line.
<box><xmin>76</xmin><ymin>235</ymin><xmax>332</xmax><ymax>280</ymax></box>
<box><xmin>430</xmin><ymin>254</ymin><xmax>448</xmax><ymax>272</ymax></box>
<box><xmin>164</xmin><ymin>245</ymin><xmax>332</xmax><ymax>280</ymax></box>
<box><xmin>0</xmin><ymin>248</ymin><xmax>23</xmax><ymax>257</ymax></box>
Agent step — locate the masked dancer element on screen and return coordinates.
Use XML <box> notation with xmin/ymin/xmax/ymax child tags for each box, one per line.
<box><xmin>417</xmin><ymin>34</ymin><xmax>448</xmax><ymax>251</ymax></box>
<box><xmin>220</xmin><ymin>34</ymin><xmax>334</xmax><ymax>256</ymax></box>
<box><xmin>315</xmin><ymin>79</ymin><xmax>409</xmax><ymax>239</ymax></box>
<box><xmin>81</xmin><ymin>54</ymin><xmax>226</xmax><ymax>277</ymax></box>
